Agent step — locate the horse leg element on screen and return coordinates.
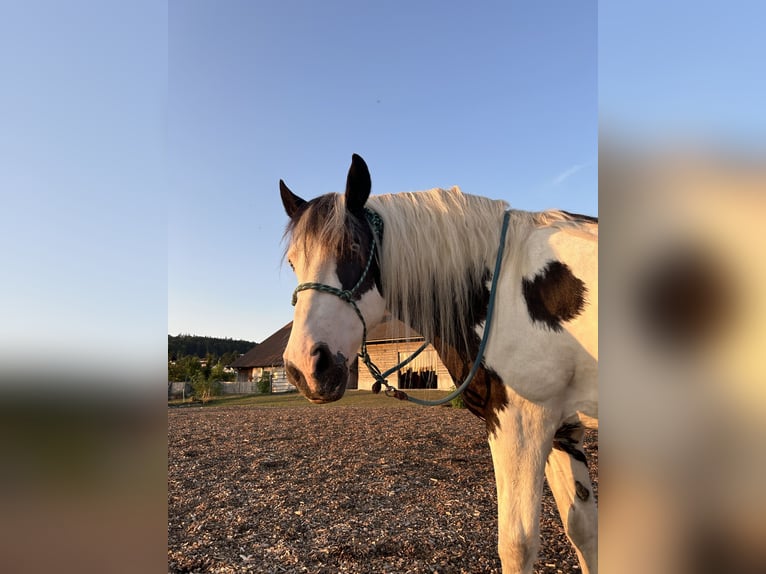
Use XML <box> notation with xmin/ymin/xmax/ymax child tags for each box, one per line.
<box><xmin>488</xmin><ymin>402</ymin><xmax>556</xmax><ymax>574</ymax></box>
<box><xmin>545</xmin><ymin>423</ymin><xmax>598</xmax><ymax>573</ymax></box>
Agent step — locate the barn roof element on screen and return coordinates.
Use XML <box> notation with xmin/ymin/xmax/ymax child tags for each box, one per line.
<box><xmin>229</xmin><ymin>322</ymin><xmax>292</xmax><ymax>368</ymax></box>
<box><xmin>366</xmin><ymin>313</ymin><xmax>424</xmax><ymax>343</ymax></box>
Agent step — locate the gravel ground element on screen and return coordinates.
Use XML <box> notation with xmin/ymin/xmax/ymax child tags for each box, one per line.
<box><xmin>168</xmin><ymin>405</ymin><xmax>597</xmax><ymax>573</ymax></box>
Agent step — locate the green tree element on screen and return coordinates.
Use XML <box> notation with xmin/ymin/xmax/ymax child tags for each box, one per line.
<box><xmin>168</xmin><ymin>361</ymin><xmax>183</xmax><ymax>382</ymax></box>
<box><xmin>210</xmin><ymin>361</ymin><xmax>234</xmax><ymax>383</ymax></box>
<box><xmin>257</xmin><ymin>372</ymin><xmax>272</xmax><ymax>394</ymax></box>
<box><xmin>168</xmin><ymin>334</ymin><xmax>256</xmax><ymax>361</ymax></box>
<box><xmin>191</xmin><ymin>371</ymin><xmax>220</xmax><ymax>403</ymax></box>
<box><xmin>167</xmin><ymin>355</ymin><xmax>202</xmax><ymax>382</ymax></box>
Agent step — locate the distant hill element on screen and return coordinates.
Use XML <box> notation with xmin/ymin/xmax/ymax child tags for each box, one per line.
<box><xmin>168</xmin><ymin>334</ymin><xmax>257</xmax><ymax>361</ymax></box>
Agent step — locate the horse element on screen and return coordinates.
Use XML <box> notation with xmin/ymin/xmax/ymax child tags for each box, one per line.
<box><xmin>279</xmin><ymin>154</ymin><xmax>598</xmax><ymax>574</ymax></box>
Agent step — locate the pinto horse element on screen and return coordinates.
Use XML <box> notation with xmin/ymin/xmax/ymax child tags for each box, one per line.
<box><xmin>279</xmin><ymin>154</ymin><xmax>598</xmax><ymax>574</ymax></box>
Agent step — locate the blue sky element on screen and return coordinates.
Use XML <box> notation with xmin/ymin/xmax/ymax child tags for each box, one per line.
<box><xmin>168</xmin><ymin>0</ymin><xmax>598</xmax><ymax>343</ymax></box>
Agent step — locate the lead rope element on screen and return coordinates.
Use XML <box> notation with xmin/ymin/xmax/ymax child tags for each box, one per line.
<box><xmin>291</xmin><ymin>209</ymin><xmax>511</xmax><ymax>406</ymax></box>
<box><xmin>372</xmin><ymin>210</ymin><xmax>510</xmax><ymax>406</ymax></box>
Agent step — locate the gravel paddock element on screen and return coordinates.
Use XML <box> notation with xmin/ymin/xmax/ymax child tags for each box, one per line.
<box><xmin>168</xmin><ymin>405</ymin><xmax>597</xmax><ymax>573</ymax></box>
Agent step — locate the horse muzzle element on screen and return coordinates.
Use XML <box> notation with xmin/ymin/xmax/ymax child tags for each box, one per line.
<box><xmin>285</xmin><ymin>342</ymin><xmax>349</xmax><ymax>403</ymax></box>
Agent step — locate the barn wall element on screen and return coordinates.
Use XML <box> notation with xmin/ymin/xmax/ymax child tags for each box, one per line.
<box><xmin>357</xmin><ymin>341</ymin><xmax>454</xmax><ymax>390</ymax></box>
<box><xmin>235</xmin><ymin>367</ymin><xmax>257</xmax><ymax>383</ymax></box>
<box><xmin>270</xmin><ymin>368</ymin><xmax>295</xmax><ymax>393</ymax></box>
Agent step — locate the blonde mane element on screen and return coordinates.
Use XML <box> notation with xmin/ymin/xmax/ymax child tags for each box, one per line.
<box><xmin>366</xmin><ymin>187</ymin><xmax>509</xmax><ymax>352</ymax></box>
<box><xmin>285</xmin><ymin>186</ymin><xmax>596</xmax><ymax>353</ymax></box>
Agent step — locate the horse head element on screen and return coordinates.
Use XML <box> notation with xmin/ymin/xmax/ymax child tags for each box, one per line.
<box><xmin>279</xmin><ymin>154</ymin><xmax>386</xmax><ymax>403</ymax></box>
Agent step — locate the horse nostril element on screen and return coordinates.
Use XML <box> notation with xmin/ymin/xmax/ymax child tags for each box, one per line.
<box><xmin>285</xmin><ymin>362</ymin><xmax>305</xmax><ymax>386</ymax></box>
<box><xmin>310</xmin><ymin>342</ymin><xmax>334</xmax><ymax>377</ymax></box>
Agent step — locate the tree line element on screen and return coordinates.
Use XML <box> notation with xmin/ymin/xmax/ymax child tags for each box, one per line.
<box><xmin>168</xmin><ymin>334</ymin><xmax>256</xmax><ymax>362</ymax></box>
<box><xmin>168</xmin><ymin>334</ymin><xmax>258</xmax><ymax>398</ymax></box>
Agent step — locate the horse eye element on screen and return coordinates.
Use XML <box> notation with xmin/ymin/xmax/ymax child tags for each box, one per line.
<box><xmin>350</xmin><ymin>243</ymin><xmax>361</xmax><ymax>253</ymax></box>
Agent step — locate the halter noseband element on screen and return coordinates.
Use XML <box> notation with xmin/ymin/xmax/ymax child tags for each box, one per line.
<box><xmin>290</xmin><ymin>207</ymin><xmax>511</xmax><ymax>406</ymax></box>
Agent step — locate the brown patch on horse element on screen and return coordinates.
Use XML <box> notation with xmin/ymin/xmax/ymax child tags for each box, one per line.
<box><xmin>462</xmin><ymin>367</ymin><xmax>508</xmax><ymax>437</ymax></box>
<box><xmin>575</xmin><ymin>480</ymin><xmax>590</xmax><ymax>502</ymax></box>
<box><xmin>553</xmin><ymin>422</ymin><xmax>588</xmax><ymax>466</ymax></box>
<box><xmin>434</xmin><ymin>338</ymin><xmax>508</xmax><ymax>436</ymax></box>
<box><xmin>522</xmin><ymin>260</ymin><xmax>587</xmax><ymax>332</ymax></box>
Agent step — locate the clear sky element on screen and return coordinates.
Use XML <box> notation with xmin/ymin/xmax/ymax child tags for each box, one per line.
<box><xmin>168</xmin><ymin>0</ymin><xmax>598</xmax><ymax>343</ymax></box>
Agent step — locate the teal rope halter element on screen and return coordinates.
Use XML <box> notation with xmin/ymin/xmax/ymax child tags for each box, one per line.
<box><xmin>291</xmin><ymin>208</ymin><xmax>511</xmax><ymax>406</ymax></box>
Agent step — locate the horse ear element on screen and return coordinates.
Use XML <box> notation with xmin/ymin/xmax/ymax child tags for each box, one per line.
<box><xmin>280</xmin><ymin>179</ymin><xmax>306</xmax><ymax>218</ymax></box>
<box><xmin>345</xmin><ymin>154</ymin><xmax>371</xmax><ymax>213</ymax></box>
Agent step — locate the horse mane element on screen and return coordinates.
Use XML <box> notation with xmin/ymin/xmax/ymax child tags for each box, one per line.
<box><xmin>366</xmin><ymin>187</ymin><xmax>509</xmax><ymax>352</ymax></box>
<box><xmin>284</xmin><ymin>186</ymin><xmax>597</xmax><ymax>353</ymax></box>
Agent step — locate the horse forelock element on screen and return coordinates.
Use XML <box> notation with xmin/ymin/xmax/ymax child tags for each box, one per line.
<box><xmin>283</xmin><ymin>193</ymin><xmax>370</xmax><ymax>265</ymax></box>
<box><xmin>367</xmin><ymin>187</ymin><xmax>510</xmax><ymax>353</ymax></box>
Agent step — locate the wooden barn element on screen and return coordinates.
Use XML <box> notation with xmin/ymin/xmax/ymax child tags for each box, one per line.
<box><xmin>359</xmin><ymin>314</ymin><xmax>455</xmax><ymax>391</ymax></box>
<box><xmin>228</xmin><ymin>322</ymin><xmax>294</xmax><ymax>394</ymax></box>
